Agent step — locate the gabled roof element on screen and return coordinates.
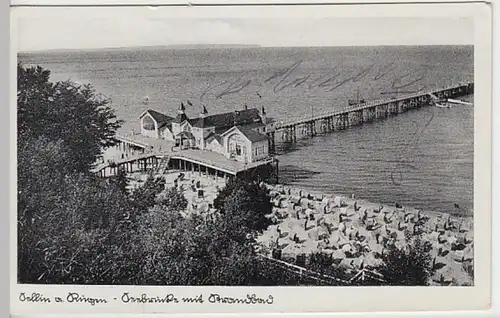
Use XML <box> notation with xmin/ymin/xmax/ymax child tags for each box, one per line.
<box><xmin>238</xmin><ymin>126</ymin><xmax>269</xmax><ymax>142</ymax></box>
<box><xmin>205</xmin><ymin>131</ymin><xmax>215</xmax><ymax>140</ymax></box>
<box><xmin>140</xmin><ymin>110</ymin><xmax>175</xmax><ymax>130</ymax></box>
<box><xmin>189</xmin><ymin>117</ymin><xmax>209</xmax><ymax>128</ymax></box>
<box><xmin>206</xmin><ymin>132</ymin><xmax>223</xmax><ymax>144</ymax></box>
<box><xmin>221</xmin><ymin>125</ymin><xmax>268</xmax><ymax>143</ymax></box>
<box><xmin>190</xmin><ymin>108</ymin><xmax>261</xmax><ymax>129</ymax></box>
<box><xmin>158</xmin><ymin>123</ymin><xmax>173</xmax><ymax>132</ymax></box>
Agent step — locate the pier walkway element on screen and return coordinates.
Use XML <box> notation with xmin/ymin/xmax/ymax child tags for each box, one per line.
<box><xmin>269</xmin><ymin>82</ymin><xmax>473</xmax><ymax>145</ymax></box>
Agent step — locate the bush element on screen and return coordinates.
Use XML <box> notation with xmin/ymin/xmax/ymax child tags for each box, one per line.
<box><xmin>156</xmin><ymin>187</ymin><xmax>188</xmax><ymax>211</ymax></box>
<box><xmin>376</xmin><ymin>234</ymin><xmax>434</xmax><ymax>286</ymax></box>
<box><xmin>214</xmin><ymin>178</ymin><xmax>274</xmax><ymax>233</ymax></box>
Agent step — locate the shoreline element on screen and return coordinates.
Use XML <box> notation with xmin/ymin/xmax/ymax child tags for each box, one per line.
<box><xmin>270</xmin><ymin>182</ymin><xmax>473</xmax><ymax>220</ymax></box>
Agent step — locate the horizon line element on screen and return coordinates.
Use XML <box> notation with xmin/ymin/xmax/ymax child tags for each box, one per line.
<box><xmin>18</xmin><ymin>43</ymin><xmax>474</xmax><ymax>54</ymax></box>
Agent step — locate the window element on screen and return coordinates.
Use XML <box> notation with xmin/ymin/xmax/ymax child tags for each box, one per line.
<box><xmin>142</xmin><ymin>116</ymin><xmax>155</xmax><ymax>130</ymax></box>
<box><xmin>236</xmin><ymin>144</ymin><xmax>242</xmax><ymax>156</ymax></box>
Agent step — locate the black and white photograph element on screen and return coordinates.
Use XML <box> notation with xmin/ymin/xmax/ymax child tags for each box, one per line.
<box><xmin>10</xmin><ymin>3</ymin><xmax>492</xmax><ymax>314</ymax></box>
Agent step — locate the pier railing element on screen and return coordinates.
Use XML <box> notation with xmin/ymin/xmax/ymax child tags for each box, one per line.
<box><xmin>275</xmin><ymin>82</ymin><xmax>473</xmax><ymax>129</ymax></box>
<box><xmin>92</xmin><ymin>150</ymin><xmax>161</xmax><ymax>173</ymax></box>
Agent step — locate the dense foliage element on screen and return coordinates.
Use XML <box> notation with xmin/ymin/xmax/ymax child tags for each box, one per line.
<box><xmin>307</xmin><ymin>252</ymin><xmax>352</xmax><ymax>283</ymax></box>
<box><xmin>213</xmin><ymin>178</ymin><xmax>274</xmax><ymax>233</ymax></box>
<box><xmin>17</xmin><ymin>63</ymin><xmax>123</xmax><ymax>173</ymax></box>
<box><xmin>376</xmin><ymin>233</ymin><xmax>435</xmax><ymax>286</ymax></box>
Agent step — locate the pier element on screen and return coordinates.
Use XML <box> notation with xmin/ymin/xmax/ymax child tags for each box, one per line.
<box><xmin>92</xmin><ymin>140</ymin><xmax>279</xmax><ymax>182</ymax></box>
<box><xmin>94</xmin><ymin>82</ymin><xmax>472</xmax><ymax>180</ymax></box>
<box><xmin>269</xmin><ymin>82</ymin><xmax>474</xmax><ymax>148</ymax></box>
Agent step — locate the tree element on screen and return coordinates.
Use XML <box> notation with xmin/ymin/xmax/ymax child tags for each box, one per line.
<box><xmin>17</xmin><ymin>166</ymin><xmax>138</xmax><ymax>284</ymax></box>
<box><xmin>109</xmin><ymin>167</ymin><xmax>130</xmax><ymax>195</ymax></box>
<box><xmin>17</xmin><ymin>136</ymin><xmax>71</xmax><ymax>228</ymax></box>
<box><xmin>376</xmin><ymin>233</ymin><xmax>434</xmax><ymax>286</ymax></box>
<box><xmin>17</xmin><ymin>65</ymin><xmax>54</xmax><ymax>137</ymax></box>
<box><xmin>129</xmin><ymin>175</ymin><xmax>166</xmax><ymax>214</ymax></box>
<box><xmin>214</xmin><ymin>178</ymin><xmax>274</xmax><ymax>233</ymax></box>
<box><xmin>17</xmin><ymin>63</ymin><xmax>123</xmax><ymax>173</ymax></box>
<box><xmin>156</xmin><ymin>187</ymin><xmax>188</xmax><ymax>211</ymax></box>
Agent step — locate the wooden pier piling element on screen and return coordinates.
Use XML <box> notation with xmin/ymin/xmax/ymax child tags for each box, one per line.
<box><xmin>275</xmin><ymin>82</ymin><xmax>473</xmax><ymax>145</ymax></box>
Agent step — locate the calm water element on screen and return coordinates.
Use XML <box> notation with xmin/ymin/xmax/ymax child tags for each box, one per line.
<box><xmin>19</xmin><ymin>45</ymin><xmax>474</xmax><ymax>215</ymax></box>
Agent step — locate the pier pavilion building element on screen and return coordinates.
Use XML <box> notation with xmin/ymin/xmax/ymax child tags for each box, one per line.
<box><xmin>139</xmin><ymin>103</ymin><xmax>276</xmax><ymax>164</ymax></box>
<box><xmin>95</xmin><ymin>103</ymin><xmax>279</xmax><ymax>181</ymax></box>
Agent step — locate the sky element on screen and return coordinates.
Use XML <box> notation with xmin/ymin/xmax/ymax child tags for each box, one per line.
<box><xmin>15</xmin><ymin>9</ymin><xmax>474</xmax><ymax>52</ymax></box>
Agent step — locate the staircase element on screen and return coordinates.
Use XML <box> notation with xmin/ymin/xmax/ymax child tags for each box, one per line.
<box><xmin>150</xmin><ymin>155</ymin><xmax>171</xmax><ymax>176</ymax></box>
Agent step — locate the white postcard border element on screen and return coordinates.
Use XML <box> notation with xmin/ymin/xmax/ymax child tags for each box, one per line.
<box><xmin>9</xmin><ymin>2</ymin><xmax>493</xmax><ymax>314</ymax></box>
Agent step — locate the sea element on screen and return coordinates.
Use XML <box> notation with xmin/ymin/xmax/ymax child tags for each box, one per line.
<box><xmin>18</xmin><ymin>45</ymin><xmax>474</xmax><ymax>216</ymax></box>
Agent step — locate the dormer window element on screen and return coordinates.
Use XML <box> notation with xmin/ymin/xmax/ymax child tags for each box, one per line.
<box><xmin>143</xmin><ymin>116</ymin><xmax>155</xmax><ymax>130</ymax></box>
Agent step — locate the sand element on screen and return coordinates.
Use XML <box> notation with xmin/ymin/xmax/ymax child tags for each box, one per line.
<box><xmin>257</xmin><ymin>184</ymin><xmax>474</xmax><ymax>286</ymax></box>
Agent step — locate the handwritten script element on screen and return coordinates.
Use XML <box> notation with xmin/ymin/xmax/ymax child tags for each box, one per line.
<box><xmin>199</xmin><ymin>60</ymin><xmax>427</xmax><ymax>102</ymax></box>
<box><xmin>18</xmin><ymin>292</ymin><xmax>275</xmax><ymax>306</ymax></box>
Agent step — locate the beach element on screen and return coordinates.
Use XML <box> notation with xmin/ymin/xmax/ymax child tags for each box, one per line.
<box><xmin>127</xmin><ymin>169</ymin><xmax>473</xmax><ymax>286</ymax></box>
<box><xmin>258</xmin><ymin>184</ymin><xmax>474</xmax><ymax>286</ymax></box>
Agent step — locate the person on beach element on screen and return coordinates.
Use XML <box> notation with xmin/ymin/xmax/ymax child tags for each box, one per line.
<box><xmin>354</xmin><ymin>202</ymin><xmax>361</xmax><ymax>212</ymax></box>
<box><xmin>361</xmin><ymin>212</ymin><xmax>367</xmax><ymax>226</ymax></box>
<box><xmin>339</xmin><ymin>222</ymin><xmax>347</xmax><ymax>236</ymax></box>
<box><xmin>383</xmin><ymin>211</ymin><xmax>393</xmax><ymax>224</ymax></box>
<box><xmin>309</xmin><ymin>212</ymin><xmax>315</xmax><ymax>221</ymax></box>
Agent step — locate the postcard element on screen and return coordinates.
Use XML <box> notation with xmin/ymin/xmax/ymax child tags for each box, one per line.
<box><xmin>10</xmin><ymin>1</ymin><xmax>492</xmax><ymax>314</ymax></box>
